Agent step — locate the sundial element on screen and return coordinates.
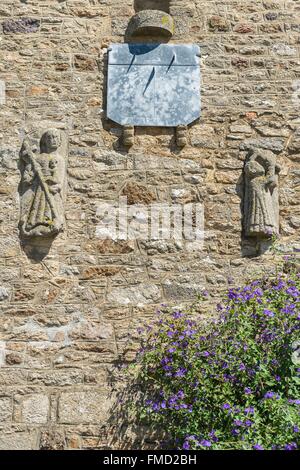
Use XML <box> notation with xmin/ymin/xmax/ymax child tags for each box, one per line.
<box><xmin>107</xmin><ymin>43</ymin><xmax>201</xmax><ymax>128</ymax></box>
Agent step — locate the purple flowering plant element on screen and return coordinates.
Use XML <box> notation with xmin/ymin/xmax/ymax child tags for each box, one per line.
<box><xmin>130</xmin><ymin>271</ymin><xmax>300</xmax><ymax>450</ymax></box>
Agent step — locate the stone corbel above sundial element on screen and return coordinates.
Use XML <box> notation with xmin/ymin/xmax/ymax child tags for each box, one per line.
<box><xmin>127</xmin><ymin>9</ymin><xmax>175</xmax><ymax>39</ymax></box>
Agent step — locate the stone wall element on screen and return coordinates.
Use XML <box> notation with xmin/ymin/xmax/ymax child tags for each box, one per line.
<box><xmin>0</xmin><ymin>0</ymin><xmax>299</xmax><ymax>450</ymax></box>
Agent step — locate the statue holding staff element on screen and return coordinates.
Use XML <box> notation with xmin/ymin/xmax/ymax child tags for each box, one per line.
<box><xmin>19</xmin><ymin>129</ymin><xmax>67</xmax><ymax>238</ymax></box>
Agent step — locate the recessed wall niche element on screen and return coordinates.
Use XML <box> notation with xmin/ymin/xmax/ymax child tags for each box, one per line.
<box><xmin>134</xmin><ymin>0</ymin><xmax>170</xmax><ymax>13</ymax></box>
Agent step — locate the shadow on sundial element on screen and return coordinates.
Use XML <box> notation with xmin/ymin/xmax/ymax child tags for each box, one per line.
<box><xmin>128</xmin><ymin>43</ymin><xmax>160</xmax><ymax>55</ymax></box>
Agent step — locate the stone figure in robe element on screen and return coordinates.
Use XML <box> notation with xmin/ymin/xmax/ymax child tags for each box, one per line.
<box><xmin>244</xmin><ymin>148</ymin><xmax>281</xmax><ymax>239</ymax></box>
<box><xmin>19</xmin><ymin>129</ymin><xmax>67</xmax><ymax>238</ymax></box>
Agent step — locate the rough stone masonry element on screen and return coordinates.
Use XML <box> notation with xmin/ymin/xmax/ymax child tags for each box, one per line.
<box><xmin>0</xmin><ymin>0</ymin><xmax>300</xmax><ymax>450</ymax></box>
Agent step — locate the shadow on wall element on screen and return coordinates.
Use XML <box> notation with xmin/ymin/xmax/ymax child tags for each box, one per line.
<box><xmin>104</xmin><ymin>365</ymin><xmax>163</xmax><ymax>450</ymax></box>
<box><xmin>134</xmin><ymin>0</ymin><xmax>170</xmax><ymax>13</ymax></box>
<box><xmin>19</xmin><ymin>239</ymin><xmax>53</xmax><ymax>263</ymax></box>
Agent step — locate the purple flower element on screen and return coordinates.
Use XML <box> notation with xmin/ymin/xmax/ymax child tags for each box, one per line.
<box><xmin>200</xmin><ymin>439</ymin><xmax>212</xmax><ymax>447</ymax></box>
<box><xmin>234</xmin><ymin>419</ymin><xmax>243</xmax><ymax>427</ymax></box>
<box><xmin>244</xmin><ymin>407</ymin><xmax>255</xmax><ymax>415</ymax></box>
<box><xmin>223</xmin><ymin>403</ymin><xmax>231</xmax><ymax>410</ymax></box>
<box><xmin>286</xmin><ymin>287</ymin><xmax>300</xmax><ymax>298</ymax></box>
<box><xmin>263</xmin><ymin>309</ymin><xmax>275</xmax><ymax>318</ymax></box>
<box><xmin>168</xmin><ymin>396</ymin><xmax>177</xmax><ymax>406</ymax></box>
<box><xmin>161</xmin><ymin>357</ymin><xmax>170</xmax><ymax>365</ymax></box>
<box><xmin>253</xmin><ymin>288</ymin><xmax>263</xmax><ymax>297</ymax></box>
<box><xmin>152</xmin><ymin>402</ymin><xmax>160</xmax><ymax>411</ymax></box>
<box><xmin>172</xmin><ymin>311</ymin><xmax>183</xmax><ymax>319</ymax></box>
<box><xmin>284</xmin><ymin>442</ymin><xmax>297</xmax><ymax>451</ymax></box>
<box><xmin>182</xmin><ymin>441</ymin><xmax>190</xmax><ymax>450</ymax></box>
<box><xmin>293</xmin><ymin>426</ymin><xmax>299</xmax><ymax>433</ymax></box>
<box><xmin>244</xmin><ymin>387</ymin><xmax>253</xmax><ymax>395</ymax></box>
<box><xmin>209</xmin><ymin>431</ymin><xmax>218</xmax><ymax>443</ymax></box>
<box><xmin>288</xmin><ymin>399</ymin><xmax>300</xmax><ymax>405</ymax></box>
<box><xmin>175</xmin><ymin>368</ymin><xmax>187</xmax><ymax>378</ymax></box>
<box><xmin>228</xmin><ymin>289</ymin><xmax>239</xmax><ymax>300</ymax></box>
<box><xmin>281</xmin><ymin>304</ymin><xmax>296</xmax><ymax>315</ymax></box>
<box><xmin>253</xmin><ymin>444</ymin><xmax>264</xmax><ymax>450</ymax></box>
<box><xmin>273</xmin><ymin>280</ymin><xmax>286</xmax><ymax>291</ymax></box>
<box><xmin>264</xmin><ymin>391</ymin><xmax>277</xmax><ymax>399</ymax></box>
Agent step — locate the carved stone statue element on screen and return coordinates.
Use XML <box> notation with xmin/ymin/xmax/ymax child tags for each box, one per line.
<box><xmin>19</xmin><ymin>129</ymin><xmax>67</xmax><ymax>238</ymax></box>
<box><xmin>244</xmin><ymin>148</ymin><xmax>281</xmax><ymax>239</ymax></box>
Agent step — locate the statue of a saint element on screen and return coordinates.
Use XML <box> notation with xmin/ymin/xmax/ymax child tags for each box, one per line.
<box><xmin>19</xmin><ymin>129</ymin><xmax>67</xmax><ymax>238</ymax></box>
<box><xmin>244</xmin><ymin>149</ymin><xmax>281</xmax><ymax>239</ymax></box>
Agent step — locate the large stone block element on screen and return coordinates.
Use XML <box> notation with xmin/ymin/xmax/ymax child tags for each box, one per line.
<box><xmin>240</xmin><ymin>138</ymin><xmax>285</xmax><ymax>153</ymax></box>
<box><xmin>58</xmin><ymin>391</ymin><xmax>110</xmax><ymax>424</ymax></box>
<box><xmin>2</xmin><ymin>18</ymin><xmax>40</xmax><ymax>34</ymax></box>
<box><xmin>163</xmin><ymin>275</ymin><xmax>205</xmax><ymax>301</ymax></box>
<box><xmin>107</xmin><ymin>284</ymin><xmax>161</xmax><ymax>306</ymax></box>
<box><xmin>0</xmin><ymin>148</ymin><xmax>19</xmax><ymax>170</ymax></box>
<box><xmin>39</xmin><ymin>428</ymin><xmax>65</xmax><ymax>450</ymax></box>
<box><xmin>27</xmin><ymin>370</ymin><xmax>83</xmax><ymax>387</ymax></box>
<box><xmin>0</xmin><ymin>370</ymin><xmax>27</xmax><ymax>386</ymax></box>
<box><xmin>22</xmin><ymin>394</ymin><xmax>50</xmax><ymax>424</ymax></box>
<box><xmin>121</xmin><ymin>182</ymin><xmax>157</xmax><ymax>205</ymax></box>
<box><xmin>0</xmin><ymin>432</ymin><xmax>37</xmax><ymax>450</ymax></box>
<box><xmin>0</xmin><ymin>397</ymin><xmax>12</xmax><ymax>422</ymax></box>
